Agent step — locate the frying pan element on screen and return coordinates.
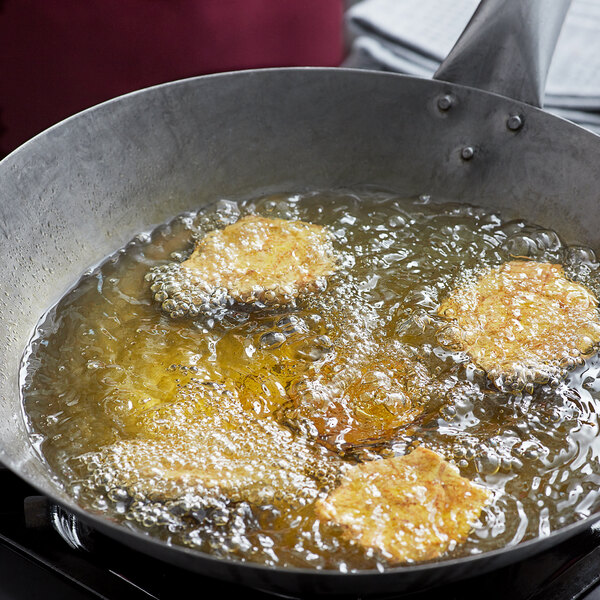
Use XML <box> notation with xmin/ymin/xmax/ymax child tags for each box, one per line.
<box><xmin>0</xmin><ymin>0</ymin><xmax>598</xmax><ymax>596</ymax></box>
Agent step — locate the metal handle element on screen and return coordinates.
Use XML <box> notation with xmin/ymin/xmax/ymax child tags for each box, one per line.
<box><xmin>434</xmin><ymin>0</ymin><xmax>572</xmax><ymax>107</ymax></box>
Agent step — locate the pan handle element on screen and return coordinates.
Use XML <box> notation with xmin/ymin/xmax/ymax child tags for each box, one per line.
<box><xmin>433</xmin><ymin>0</ymin><xmax>572</xmax><ymax>107</ymax></box>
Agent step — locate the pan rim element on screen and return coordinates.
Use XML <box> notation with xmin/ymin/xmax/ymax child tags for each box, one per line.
<box><xmin>2</xmin><ymin>65</ymin><xmax>599</xmax><ymax>170</ymax></box>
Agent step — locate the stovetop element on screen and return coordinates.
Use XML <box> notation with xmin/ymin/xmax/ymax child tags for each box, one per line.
<box><xmin>2</xmin><ymin>465</ymin><xmax>600</xmax><ymax>600</ymax></box>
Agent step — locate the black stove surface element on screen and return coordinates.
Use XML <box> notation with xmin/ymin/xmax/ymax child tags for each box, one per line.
<box><xmin>2</xmin><ymin>465</ymin><xmax>600</xmax><ymax>600</ymax></box>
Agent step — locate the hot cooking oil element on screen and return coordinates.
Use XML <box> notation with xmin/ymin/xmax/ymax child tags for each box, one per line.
<box><xmin>20</xmin><ymin>190</ymin><xmax>600</xmax><ymax>570</ymax></box>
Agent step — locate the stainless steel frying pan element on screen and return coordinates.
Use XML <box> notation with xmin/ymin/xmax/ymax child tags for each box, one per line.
<box><xmin>1</xmin><ymin>0</ymin><xmax>599</xmax><ymax>596</ymax></box>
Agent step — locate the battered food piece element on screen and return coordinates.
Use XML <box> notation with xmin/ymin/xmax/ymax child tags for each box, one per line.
<box><xmin>82</xmin><ymin>375</ymin><xmax>344</xmax><ymax>514</ymax></box>
<box><xmin>437</xmin><ymin>260</ymin><xmax>600</xmax><ymax>390</ymax></box>
<box><xmin>146</xmin><ymin>215</ymin><xmax>337</xmax><ymax>317</ymax></box>
<box><xmin>315</xmin><ymin>447</ymin><xmax>491</xmax><ymax>563</ymax></box>
<box><xmin>283</xmin><ymin>343</ymin><xmax>434</xmax><ymax>452</ymax></box>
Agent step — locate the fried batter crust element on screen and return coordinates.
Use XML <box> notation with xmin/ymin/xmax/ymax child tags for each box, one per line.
<box><xmin>437</xmin><ymin>261</ymin><xmax>600</xmax><ymax>388</ymax></box>
<box><xmin>83</xmin><ymin>376</ymin><xmax>342</xmax><ymax>511</ymax></box>
<box><xmin>184</xmin><ymin>215</ymin><xmax>337</xmax><ymax>304</ymax></box>
<box><xmin>284</xmin><ymin>344</ymin><xmax>432</xmax><ymax>452</ymax></box>
<box><xmin>315</xmin><ymin>447</ymin><xmax>490</xmax><ymax>563</ymax></box>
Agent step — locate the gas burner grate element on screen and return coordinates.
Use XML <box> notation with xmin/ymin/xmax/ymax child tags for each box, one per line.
<box><xmin>2</xmin><ymin>465</ymin><xmax>600</xmax><ymax>600</ymax></box>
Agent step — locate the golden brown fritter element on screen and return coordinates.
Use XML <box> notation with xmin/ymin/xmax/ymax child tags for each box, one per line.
<box><xmin>147</xmin><ymin>216</ymin><xmax>338</xmax><ymax>317</ymax></box>
<box><xmin>185</xmin><ymin>215</ymin><xmax>336</xmax><ymax>302</ymax></box>
<box><xmin>81</xmin><ymin>375</ymin><xmax>343</xmax><ymax>512</ymax></box>
<box><xmin>283</xmin><ymin>343</ymin><xmax>435</xmax><ymax>453</ymax></box>
<box><xmin>437</xmin><ymin>261</ymin><xmax>600</xmax><ymax>390</ymax></box>
<box><xmin>315</xmin><ymin>446</ymin><xmax>491</xmax><ymax>563</ymax></box>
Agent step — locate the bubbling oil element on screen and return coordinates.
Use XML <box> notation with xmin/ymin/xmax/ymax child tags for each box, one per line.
<box><xmin>21</xmin><ymin>190</ymin><xmax>600</xmax><ymax>570</ymax></box>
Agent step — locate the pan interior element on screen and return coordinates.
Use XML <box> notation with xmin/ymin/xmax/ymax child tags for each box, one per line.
<box><xmin>20</xmin><ymin>186</ymin><xmax>600</xmax><ymax>571</ymax></box>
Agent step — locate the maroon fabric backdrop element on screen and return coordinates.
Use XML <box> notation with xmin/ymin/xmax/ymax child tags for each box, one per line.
<box><xmin>0</xmin><ymin>0</ymin><xmax>344</xmax><ymax>156</ymax></box>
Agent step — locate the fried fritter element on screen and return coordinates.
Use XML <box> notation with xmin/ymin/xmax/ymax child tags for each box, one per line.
<box><xmin>283</xmin><ymin>343</ymin><xmax>436</xmax><ymax>453</ymax></box>
<box><xmin>147</xmin><ymin>215</ymin><xmax>337</xmax><ymax>317</ymax></box>
<box><xmin>81</xmin><ymin>375</ymin><xmax>343</xmax><ymax>513</ymax></box>
<box><xmin>315</xmin><ymin>446</ymin><xmax>491</xmax><ymax>563</ymax></box>
<box><xmin>437</xmin><ymin>261</ymin><xmax>600</xmax><ymax>390</ymax></box>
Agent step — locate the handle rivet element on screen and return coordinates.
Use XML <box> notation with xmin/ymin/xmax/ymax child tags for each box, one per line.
<box><xmin>461</xmin><ymin>146</ymin><xmax>475</xmax><ymax>160</ymax></box>
<box><xmin>507</xmin><ymin>114</ymin><xmax>524</xmax><ymax>131</ymax></box>
<box><xmin>437</xmin><ymin>95</ymin><xmax>453</xmax><ymax>111</ymax></box>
